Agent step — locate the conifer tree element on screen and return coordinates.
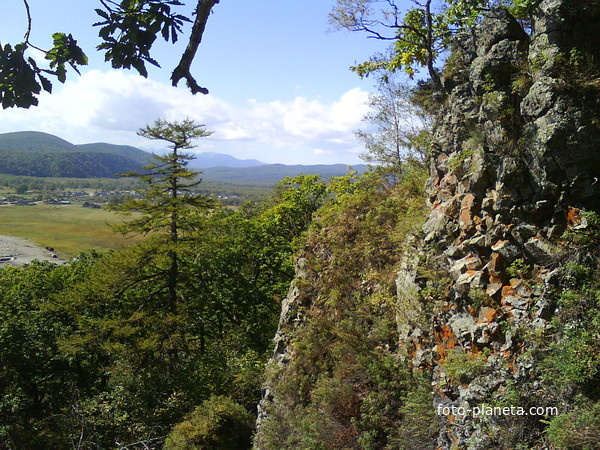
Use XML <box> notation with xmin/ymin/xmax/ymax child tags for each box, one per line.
<box><xmin>111</xmin><ymin>118</ymin><xmax>214</xmax><ymax>309</ymax></box>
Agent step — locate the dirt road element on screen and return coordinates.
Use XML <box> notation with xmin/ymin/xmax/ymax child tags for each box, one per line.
<box><xmin>0</xmin><ymin>235</ymin><xmax>65</xmax><ymax>267</ymax></box>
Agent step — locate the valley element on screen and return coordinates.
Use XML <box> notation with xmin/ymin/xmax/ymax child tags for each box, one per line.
<box><xmin>1</xmin><ymin>1</ymin><xmax>597</xmax><ymax>447</ymax></box>
<box><xmin>0</xmin><ymin>203</ymin><xmax>144</xmax><ymax>256</ymax></box>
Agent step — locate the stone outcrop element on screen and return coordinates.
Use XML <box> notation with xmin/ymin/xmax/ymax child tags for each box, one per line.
<box><xmin>404</xmin><ymin>0</ymin><xmax>600</xmax><ymax>447</ymax></box>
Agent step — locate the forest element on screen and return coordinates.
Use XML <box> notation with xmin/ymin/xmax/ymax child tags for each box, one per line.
<box><xmin>1</xmin><ymin>0</ymin><xmax>600</xmax><ymax>449</ymax></box>
<box><xmin>0</xmin><ymin>138</ymin><xmax>334</xmax><ymax>446</ymax></box>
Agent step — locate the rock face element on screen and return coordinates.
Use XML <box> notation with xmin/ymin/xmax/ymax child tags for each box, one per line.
<box><xmin>255</xmin><ymin>1</ymin><xmax>599</xmax><ymax>447</ymax></box>
<box><xmin>255</xmin><ymin>257</ymin><xmax>311</xmax><ymax>438</ymax></box>
<box><xmin>407</xmin><ymin>1</ymin><xmax>600</xmax><ymax>447</ymax></box>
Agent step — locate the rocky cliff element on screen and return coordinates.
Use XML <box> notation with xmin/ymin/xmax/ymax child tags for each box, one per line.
<box><xmin>411</xmin><ymin>0</ymin><xmax>600</xmax><ymax>446</ymax></box>
<box><xmin>255</xmin><ymin>1</ymin><xmax>599</xmax><ymax>448</ymax></box>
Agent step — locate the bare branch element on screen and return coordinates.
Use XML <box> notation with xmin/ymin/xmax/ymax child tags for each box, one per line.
<box><xmin>22</xmin><ymin>0</ymin><xmax>45</xmax><ymax>53</ymax></box>
<box><xmin>171</xmin><ymin>0</ymin><xmax>219</xmax><ymax>94</ymax></box>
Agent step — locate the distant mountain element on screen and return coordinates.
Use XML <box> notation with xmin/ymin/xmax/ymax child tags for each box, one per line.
<box><xmin>189</xmin><ymin>152</ymin><xmax>265</xmax><ymax>169</ymax></box>
<box><xmin>0</xmin><ymin>131</ymin><xmax>366</xmax><ymax>183</ymax></box>
<box><xmin>201</xmin><ymin>163</ymin><xmax>368</xmax><ymax>187</ymax></box>
<box><xmin>0</xmin><ymin>131</ymin><xmax>77</xmax><ymax>152</ymax></box>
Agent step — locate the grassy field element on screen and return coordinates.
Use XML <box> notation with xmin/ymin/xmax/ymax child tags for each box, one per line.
<box><xmin>0</xmin><ymin>204</ymin><xmax>143</xmax><ymax>256</ymax></box>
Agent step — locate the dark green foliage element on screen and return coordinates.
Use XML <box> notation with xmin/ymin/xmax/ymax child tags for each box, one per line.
<box><xmin>14</xmin><ymin>183</ymin><xmax>28</xmax><ymax>195</ymax></box>
<box><xmin>0</xmin><ymin>173</ymin><xmax>141</xmax><ymax>192</ymax></box>
<box><xmin>0</xmin><ymin>254</ymin><xmax>101</xmax><ymax>447</ymax></box>
<box><xmin>0</xmin><ymin>32</ymin><xmax>87</xmax><ymax>108</ymax></box>
<box><xmin>1</xmin><ymin>0</ymin><xmax>221</xmax><ymax>107</ymax></box>
<box><xmin>0</xmin><ymin>131</ymin><xmax>151</xmax><ymax>163</ymax></box>
<box><xmin>188</xmin><ymin>175</ymin><xmax>330</xmax><ymax>352</ymax></box>
<box><xmin>74</xmin><ymin>142</ymin><xmax>154</xmax><ymax>165</ymax></box>
<box><xmin>0</xmin><ymin>168</ymin><xmax>326</xmax><ymax>447</ymax></box>
<box><xmin>0</xmin><ymin>131</ymin><xmax>77</xmax><ymax>152</ymax></box>
<box><xmin>45</xmin><ymin>32</ymin><xmax>88</xmax><ymax>83</ymax></box>
<box><xmin>330</xmin><ymin>1</ymin><xmax>527</xmax><ymax>92</ymax></box>
<box><xmin>509</xmin><ymin>0</ymin><xmax>541</xmax><ymax>20</ymax></box>
<box><xmin>0</xmin><ymin>131</ymin><xmax>153</xmax><ymax>178</ymax></box>
<box><xmin>95</xmin><ymin>0</ymin><xmax>190</xmax><ymax>77</ymax></box>
<box><xmin>110</xmin><ymin>118</ymin><xmax>215</xmax><ymax>317</ymax></box>
<box><xmin>0</xmin><ymin>43</ymin><xmax>47</xmax><ymax>109</ymax></box>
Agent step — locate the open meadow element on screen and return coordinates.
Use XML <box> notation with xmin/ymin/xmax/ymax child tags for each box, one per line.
<box><xmin>0</xmin><ymin>203</ymin><xmax>143</xmax><ymax>256</ymax></box>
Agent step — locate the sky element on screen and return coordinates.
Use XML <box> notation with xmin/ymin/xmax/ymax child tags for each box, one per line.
<box><xmin>1</xmin><ymin>0</ymin><xmax>397</xmax><ymax>165</ymax></box>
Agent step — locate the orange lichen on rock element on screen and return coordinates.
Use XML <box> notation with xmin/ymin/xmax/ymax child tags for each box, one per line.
<box><xmin>434</xmin><ymin>325</ymin><xmax>457</xmax><ymax>360</ymax></box>
<box><xmin>566</xmin><ymin>205</ymin><xmax>582</xmax><ymax>228</ymax></box>
<box><xmin>459</xmin><ymin>193</ymin><xmax>476</xmax><ymax>231</ymax></box>
<box><xmin>478</xmin><ymin>306</ymin><xmax>497</xmax><ymax>323</ymax></box>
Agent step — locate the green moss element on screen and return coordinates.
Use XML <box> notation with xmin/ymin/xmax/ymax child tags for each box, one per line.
<box><xmin>447</xmin><ymin>146</ymin><xmax>475</xmax><ymax>173</ymax></box>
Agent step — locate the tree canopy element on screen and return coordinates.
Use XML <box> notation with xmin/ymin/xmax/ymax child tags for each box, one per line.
<box><xmin>356</xmin><ymin>75</ymin><xmax>433</xmax><ymax>171</ymax></box>
<box><xmin>329</xmin><ymin>0</ymin><xmax>537</xmax><ymax>92</ymax></box>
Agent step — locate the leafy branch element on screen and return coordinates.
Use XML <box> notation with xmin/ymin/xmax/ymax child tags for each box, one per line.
<box><xmin>0</xmin><ymin>0</ymin><xmax>88</xmax><ymax>108</ymax></box>
<box><xmin>1</xmin><ymin>0</ymin><xmax>221</xmax><ymax>108</ymax></box>
<box><xmin>330</xmin><ymin>0</ymin><xmax>504</xmax><ymax>92</ymax></box>
<box><xmin>95</xmin><ymin>0</ymin><xmax>191</xmax><ymax>77</ymax></box>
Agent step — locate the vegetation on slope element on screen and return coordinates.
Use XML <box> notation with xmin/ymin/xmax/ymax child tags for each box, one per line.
<box><xmin>257</xmin><ymin>165</ymin><xmax>436</xmax><ymax>449</ymax></box>
<box><xmin>1</xmin><ymin>1</ymin><xmax>598</xmax><ymax>448</ymax></box>
<box><xmin>0</xmin><ymin>148</ymin><xmax>144</xmax><ymax>178</ymax></box>
<box><xmin>0</xmin><ymin>172</ymin><xmax>328</xmax><ymax>447</ymax></box>
<box><xmin>0</xmin><ymin>131</ymin><xmax>149</xmax><ymax>178</ymax></box>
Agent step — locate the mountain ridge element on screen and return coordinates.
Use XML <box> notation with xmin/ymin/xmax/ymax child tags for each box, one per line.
<box><xmin>0</xmin><ymin>131</ymin><xmax>367</xmax><ymax>182</ymax></box>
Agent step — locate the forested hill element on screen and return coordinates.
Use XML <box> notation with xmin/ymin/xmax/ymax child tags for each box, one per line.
<box><xmin>0</xmin><ymin>131</ymin><xmax>150</xmax><ymax>178</ymax></box>
<box><xmin>0</xmin><ymin>131</ymin><xmax>367</xmax><ymax>182</ymax></box>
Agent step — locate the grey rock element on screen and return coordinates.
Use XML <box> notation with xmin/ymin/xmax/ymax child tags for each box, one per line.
<box><xmin>423</xmin><ymin>207</ymin><xmax>450</xmax><ymax>242</ymax></box>
<box><xmin>449</xmin><ymin>313</ymin><xmax>476</xmax><ymax>344</ymax></box>
<box><xmin>520</xmin><ymin>77</ymin><xmax>560</xmax><ymax>118</ymax></box>
<box><xmin>524</xmin><ymin>236</ymin><xmax>555</xmax><ymax>263</ymax></box>
<box><xmin>491</xmin><ymin>239</ymin><xmax>521</xmax><ymax>262</ymax></box>
<box><xmin>474</xmin><ymin>8</ymin><xmax>529</xmax><ymax>57</ymax></box>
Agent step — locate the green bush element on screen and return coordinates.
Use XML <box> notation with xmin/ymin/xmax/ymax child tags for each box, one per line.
<box><xmin>164</xmin><ymin>396</ymin><xmax>254</xmax><ymax>450</ymax></box>
<box><xmin>255</xmin><ymin>168</ymin><xmax>431</xmax><ymax>449</ymax></box>
<box><xmin>546</xmin><ymin>402</ymin><xmax>600</xmax><ymax>449</ymax></box>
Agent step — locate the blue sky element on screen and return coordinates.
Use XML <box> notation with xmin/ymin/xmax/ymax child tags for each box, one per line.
<box><xmin>1</xmin><ymin>0</ymin><xmax>396</xmax><ymax>164</ymax></box>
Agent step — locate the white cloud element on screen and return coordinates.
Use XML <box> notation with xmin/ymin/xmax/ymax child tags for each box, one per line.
<box><xmin>0</xmin><ymin>70</ymin><xmax>370</xmax><ymax>164</ymax></box>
